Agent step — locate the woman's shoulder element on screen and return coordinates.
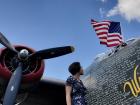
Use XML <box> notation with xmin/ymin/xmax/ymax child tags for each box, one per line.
<box><xmin>66</xmin><ymin>76</ymin><xmax>73</xmax><ymax>81</ymax></box>
<box><xmin>66</xmin><ymin>76</ymin><xmax>74</xmax><ymax>85</ymax></box>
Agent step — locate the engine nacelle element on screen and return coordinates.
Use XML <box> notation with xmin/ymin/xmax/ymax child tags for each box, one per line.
<box><xmin>0</xmin><ymin>45</ymin><xmax>45</xmax><ymax>84</ymax></box>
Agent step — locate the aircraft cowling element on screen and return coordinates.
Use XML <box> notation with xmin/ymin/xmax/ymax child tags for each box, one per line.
<box><xmin>0</xmin><ymin>45</ymin><xmax>45</xmax><ymax>83</ymax></box>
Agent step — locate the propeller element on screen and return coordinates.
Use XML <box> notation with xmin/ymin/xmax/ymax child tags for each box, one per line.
<box><xmin>0</xmin><ymin>32</ymin><xmax>18</xmax><ymax>53</ymax></box>
<box><xmin>0</xmin><ymin>32</ymin><xmax>75</xmax><ymax>105</ymax></box>
<box><xmin>3</xmin><ymin>63</ymin><xmax>22</xmax><ymax>105</ymax></box>
<box><xmin>29</xmin><ymin>46</ymin><xmax>74</xmax><ymax>60</ymax></box>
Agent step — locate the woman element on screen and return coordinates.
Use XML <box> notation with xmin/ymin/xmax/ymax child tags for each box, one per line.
<box><xmin>65</xmin><ymin>62</ymin><xmax>87</xmax><ymax>105</ymax></box>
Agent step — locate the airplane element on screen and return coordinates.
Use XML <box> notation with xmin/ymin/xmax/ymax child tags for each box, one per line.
<box><xmin>82</xmin><ymin>37</ymin><xmax>140</xmax><ymax>105</ymax></box>
<box><xmin>0</xmin><ymin>32</ymin><xmax>74</xmax><ymax>105</ymax></box>
<box><xmin>0</xmin><ymin>32</ymin><xmax>140</xmax><ymax>105</ymax></box>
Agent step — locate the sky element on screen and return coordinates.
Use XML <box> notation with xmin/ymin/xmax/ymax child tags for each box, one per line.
<box><xmin>0</xmin><ymin>0</ymin><xmax>139</xmax><ymax>81</ymax></box>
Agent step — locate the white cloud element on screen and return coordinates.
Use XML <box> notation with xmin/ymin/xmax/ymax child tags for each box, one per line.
<box><xmin>107</xmin><ymin>0</ymin><xmax>140</xmax><ymax>22</ymax></box>
<box><xmin>99</xmin><ymin>8</ymin><xmax>105</xmax><ymax>18</ymax></box>
<box><xmin>101</xmin><ymin>0</ymin><xmax>108</xmax><ymax>3</ymax></box>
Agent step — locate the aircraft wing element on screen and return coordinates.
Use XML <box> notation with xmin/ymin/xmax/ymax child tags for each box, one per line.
<box><xmin>18</xmin><ymin>78</ymin><xmax>66</xmax><ymax>105</ymax></box>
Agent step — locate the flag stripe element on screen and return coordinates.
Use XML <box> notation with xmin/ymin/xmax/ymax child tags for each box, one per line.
<box><xmin>96</xmin><ymin>32</ymin><xmax>108</xmax><ymax>36</ymax></box>
<box><xmin>92</xmin><ymin>23</ymin><xmax>110</xmax><ymax>27</ymax></box>
<box><xmin>98</xmin><ymin>34</ymin><xmax>107</xmax><ymax>38</ymax></box>
<box><xmin>107</xmin><ymin>43</ymin><xmax>120</xmax><ymax>47</ymax></box>
<box><xmin>94</xmin><ymin>25</ymin><xmax>109</xmax><ymax>30</ymax></box>
<box><xmin>96</xmin><ymin>30</ymin><xmax>108</xmax><ymax>34</ymax></box>
<box><xmin>95</xmin><ymin>27</ymin><xmax>109</xmax><ymax>31</ymax></box>
<box><xmin>107</xmin><ymin>41</ymin><xmax>121</xmax><ymax>45</ymax></box>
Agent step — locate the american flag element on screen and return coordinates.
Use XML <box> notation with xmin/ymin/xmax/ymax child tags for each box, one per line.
<box><xmin>91</xmin><ymin>19</ymin><xmax>123</xmax><ymax>47</ymax></box>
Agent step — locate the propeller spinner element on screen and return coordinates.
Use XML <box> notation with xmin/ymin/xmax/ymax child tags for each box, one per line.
<box><xmin>18</xmin><ymin>49</ymin><xmax>29</xmax><ymax>60</ymax></box>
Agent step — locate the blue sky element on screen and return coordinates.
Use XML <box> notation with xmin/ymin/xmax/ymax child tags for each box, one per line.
<box><xmin>0</xmin><ymin>0</ymin><xmax>139</xmax><ymax>80</ymax></box>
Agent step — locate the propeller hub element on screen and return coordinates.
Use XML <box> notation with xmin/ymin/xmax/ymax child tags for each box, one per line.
<box><xmin>18</xmin><ymin>49</ymin><xmax>29</xmax><ymax>60</ymax></box>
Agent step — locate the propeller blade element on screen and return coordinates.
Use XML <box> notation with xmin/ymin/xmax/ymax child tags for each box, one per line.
<box><xmin>0</xmin><ymin>32</ymin><xmax>18</xmax><ymax>53</ymax></box>
<box><xmin>3</xmin><ymin>63</ymin><xmax>22</xmax><ymax>105</ymax></box>
<box><xmin>29</xmin><ymin>46</ymin><xmax>74</xmax><ymax>60</ymax></box>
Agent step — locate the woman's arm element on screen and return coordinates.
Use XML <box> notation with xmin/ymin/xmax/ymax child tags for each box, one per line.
<box><xmin>65</xmin><ymin>85</ymin><xmax>72</xmax><ymax>105</ymax></box>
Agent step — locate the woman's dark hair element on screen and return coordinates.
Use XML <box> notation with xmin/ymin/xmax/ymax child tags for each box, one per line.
<box><xmin>68</xmin><ymin>62</ymin><xmax>81</xmax><ymax>75</ymax></box>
